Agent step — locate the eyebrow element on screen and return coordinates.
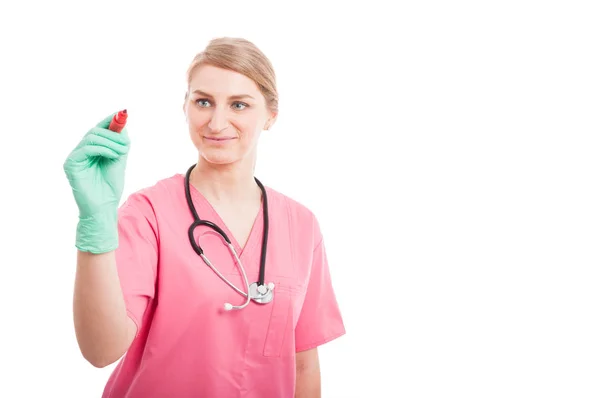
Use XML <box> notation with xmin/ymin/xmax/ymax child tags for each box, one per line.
<box><xmin>191</xmin><ymin>89</ymin><xmax>255</xmax><ymax>101</ymax></box>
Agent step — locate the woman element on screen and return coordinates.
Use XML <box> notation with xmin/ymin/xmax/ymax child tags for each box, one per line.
<box><xmin>63</xmin><ymin>37</ymin><xmax>345</xmax><ymax>397</ymax></box>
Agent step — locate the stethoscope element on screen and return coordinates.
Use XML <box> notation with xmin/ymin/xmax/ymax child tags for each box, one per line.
<box><xmin>184</xmin><ymin>164</ymin><xmax>275</xmax><ymax>311</ymax></box>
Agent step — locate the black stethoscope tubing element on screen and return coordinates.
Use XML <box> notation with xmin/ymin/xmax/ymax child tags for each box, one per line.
<box><xmin>184</xmin><ymin>164</ymin><xmax>269</xmax><ymax>288</ymax></box>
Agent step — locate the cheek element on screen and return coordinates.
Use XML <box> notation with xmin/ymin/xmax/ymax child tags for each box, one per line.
<box><xmin>233</xmin><ymin>114</ymin><xmax>262</xmax><ymax>137</ymax></box>
<box><xmin>188</xmin><ymin>109</ymin><xmax>209</xmax><ymax>128</ymax></box>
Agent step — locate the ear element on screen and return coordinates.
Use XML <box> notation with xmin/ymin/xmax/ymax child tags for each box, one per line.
<box><xmin>264</xmin><ymin>112</ymin><xmax>278</xmax><ymax>130</ymax></box>
<box><xmin>183</xmin><ymin>93</ymin><xmax>188</xmax><ymax>120</ymax></box>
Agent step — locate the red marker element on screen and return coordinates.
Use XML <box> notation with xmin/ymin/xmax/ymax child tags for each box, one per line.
<box><xmin>108</xmin><ymin>109</ymin><xmax>128</xmax><ymax>133</ymax></box>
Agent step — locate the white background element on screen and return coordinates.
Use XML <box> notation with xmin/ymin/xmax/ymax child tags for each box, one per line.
<box><xmin>1</xmin><ymin>1</ymin><xmax>599</xmax><ymax>397</ymax></box>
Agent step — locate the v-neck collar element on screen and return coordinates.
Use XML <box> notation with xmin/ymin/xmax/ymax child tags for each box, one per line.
<box><xmin>184</xmin><ymin>174</ymin><xmax>265</xmax><ymax>260</ymax></box>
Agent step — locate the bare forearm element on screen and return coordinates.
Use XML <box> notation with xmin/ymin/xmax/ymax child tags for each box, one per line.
<box><xmin>73</xmin><ymin>250</ymin><xmax>134</xmax><ymax>367</ymax></box>
<box><xmin>295</xmin><ymin>368</ymin><xmax>321</xmax><ymax>398</ymax></box>
<box><xmin>295</xmin><ymin>370</ymin><xmax>321</xmax><ymax>397</ymax></box>
<box><xmin>295</xmin><ymin>348</ymin><xmax>321</xmax><ymax>398</ymax></box>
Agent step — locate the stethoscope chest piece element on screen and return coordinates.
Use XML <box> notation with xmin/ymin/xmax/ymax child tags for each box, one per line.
<box><xmin>249</xmin><ymin>282</ymin><xmax>274</xmax><ymax>304</ymax></box>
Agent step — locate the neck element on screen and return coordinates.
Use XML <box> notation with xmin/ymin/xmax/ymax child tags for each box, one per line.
<box><xmin>190</xmin><ymin>155</ymin><xmax>261</xmax><ymax>204</ymax></box>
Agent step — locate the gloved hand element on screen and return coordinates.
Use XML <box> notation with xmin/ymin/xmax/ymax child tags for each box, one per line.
<box><xmin>63</xmin><ymin>112</ymin><xmax>131</xmax><ymax>253</ymax></box>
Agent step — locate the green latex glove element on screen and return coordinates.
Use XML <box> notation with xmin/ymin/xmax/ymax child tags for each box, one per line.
<box><xmin>63</xmin><ymin>112</ymin><xmax>131</xmax><ymax>253</ymax></box>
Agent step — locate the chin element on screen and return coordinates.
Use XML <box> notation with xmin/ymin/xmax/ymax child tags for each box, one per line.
<box><xmin>201</xmin><ymin>151</ymin><xmax>239</xmax><ymax>165</ymax></box>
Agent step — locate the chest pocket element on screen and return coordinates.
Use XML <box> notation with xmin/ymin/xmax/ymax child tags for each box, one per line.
<box><xmin>217</xmin><ymin>271</ymin><xmax>305</xmax><ymax>358</ymax></box>
<box><xmin>262</xmin><ymin>277</ymin><xmax>305</xmax><ymax>357</ymax></box>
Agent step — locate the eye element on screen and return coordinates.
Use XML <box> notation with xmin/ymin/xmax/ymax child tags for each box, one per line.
<box><xmin>195</xmin><ymin>99</ymin><xmax>211</xmax><ymax>107</ymax></box>
<box><xmin>232</xmin><ymin>102</ymin><xmax>249</xmax><ymax>110</ymax></box>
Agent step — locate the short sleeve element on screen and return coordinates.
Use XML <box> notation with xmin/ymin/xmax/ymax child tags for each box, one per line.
<box><xmin>115</xmin><ymin>192</ymin><xmax>159</xmax><ymax>335</ymax></box>
<box><xmin>294</xmin><ymin>237</ymin><xmax>346</xmax><ymax>352</ymax></box>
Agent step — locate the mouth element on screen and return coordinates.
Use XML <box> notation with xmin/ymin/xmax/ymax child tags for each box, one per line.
<box><xmin>204</xmin><ymin>136</ymin><xmax>236</xmax><ymax>142</ymax></box>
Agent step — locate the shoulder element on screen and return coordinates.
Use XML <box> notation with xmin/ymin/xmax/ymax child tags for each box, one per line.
<box><xmin>264</xmin><ymin>185</ymin><xmax>324</xmax><ymax>245</ymax></box>
<box><xmin>264</xmin><ymin>185</ymin><xmax>318</xmax><ymax>224</ymax></box>
<box><xmin>119</xmin><ymin>173</ymin><xmax>184</xmax><ymax>213</ymax></box>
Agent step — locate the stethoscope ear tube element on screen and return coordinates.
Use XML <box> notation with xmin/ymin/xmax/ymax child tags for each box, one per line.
<box><xmin>254</xmin><ymin>177</ymin><xmax>268</xmax><ymax>288</ymax></box>
<box><xmin>188</xmin><ymin>222</ymin><xmax>204</xmax><ymax>256</ymax></box>
<box><xmin>188</xmin><ymin>219</ymin><xmax>233</xmax><ymax>254</ymax></box>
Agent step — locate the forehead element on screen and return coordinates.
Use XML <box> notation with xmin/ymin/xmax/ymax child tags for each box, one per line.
<box><xmin>189</xmin><ymin>64</ymin><xmax>261</xmax><ymax>97</ymax></box>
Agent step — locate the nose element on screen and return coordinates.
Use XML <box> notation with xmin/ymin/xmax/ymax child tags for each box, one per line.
<box><xmin>207</xmin><ymin>107</ymin><xmax>229</xmax><ymax>133</ymax></box>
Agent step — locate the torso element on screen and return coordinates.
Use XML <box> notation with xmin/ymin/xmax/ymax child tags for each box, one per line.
<box><xmin>103</xmin><ymin>173</ymin><xmax>334</xmax><ymax>398</ymax></box>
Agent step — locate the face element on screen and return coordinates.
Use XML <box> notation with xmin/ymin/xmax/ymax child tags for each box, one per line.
<box><xmin>183</xmin><ymin>64</ymin><xmax>276</xmax><ymax>166</ymax></box>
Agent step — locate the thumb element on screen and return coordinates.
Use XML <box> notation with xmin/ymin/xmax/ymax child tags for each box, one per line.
<box><xmin>95</xmin><ymin>112</ymin><xmax>118</xmax><ymax>129</ymax></box>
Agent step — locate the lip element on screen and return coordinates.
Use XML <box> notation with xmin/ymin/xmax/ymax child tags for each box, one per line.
<box><xmin>204</xmin><ymin>136</ymin><xmax>236</xmax><ymax>142</ymax></box>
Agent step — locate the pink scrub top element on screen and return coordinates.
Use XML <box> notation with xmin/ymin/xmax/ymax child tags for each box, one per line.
<box><xmin>101</xmin><ymin>174</ymin><xmax>346</xmax><ymax>397</ymax></box>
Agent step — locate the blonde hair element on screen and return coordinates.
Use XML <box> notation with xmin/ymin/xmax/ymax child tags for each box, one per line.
<box><xmin>185</xmin><ymin>37</ymin><xmax>278</xmax><ymax>113</ymax></box>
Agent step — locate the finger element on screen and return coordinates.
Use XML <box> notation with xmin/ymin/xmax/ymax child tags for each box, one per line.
<box><xmin>95</xmin><ymin>112</ymin><xmax>118</xmax><ymax>129</ymax></box>
<box><xmin>87</xmin><ymin>126</ymin><xmax>131</xmax><ymax>147</ymax></box>
<box><xmin>68</xmin><ymin>133</ymin><xmax>129</xmax><ymax>162</ymax></box>
<box><xmin>84</xmin><ymin>133</ymin><xmax>130</xmax><ymax>155</ymax></box>
<box><xmin>67</xmin><ymin>144</ymin><xmax>123</xmax><ymax>163</ymax></box>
